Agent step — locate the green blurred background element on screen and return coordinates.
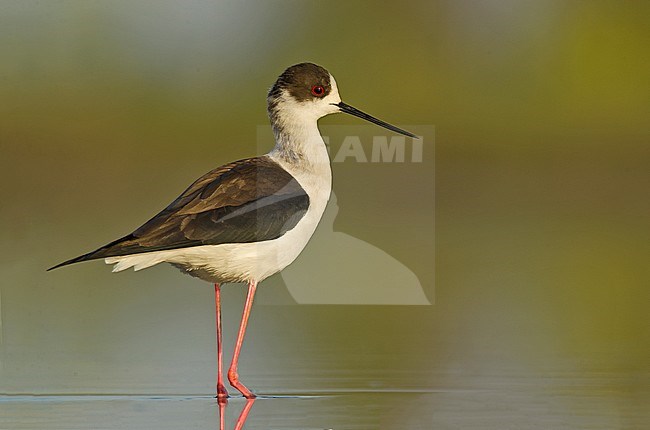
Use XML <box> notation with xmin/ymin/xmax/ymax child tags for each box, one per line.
<box><xmin>1</xmin><ymin>1</ymin><xmax>648</xmax><ymax>428</ymax></box>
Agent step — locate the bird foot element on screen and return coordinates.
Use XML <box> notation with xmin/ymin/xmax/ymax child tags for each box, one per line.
<box><xmin>217</xmin><ymin>383</ymin><xmax>229</xmax><ymax>400</ymax></box>
<box><xmin>228</xmin><ymin>371</ymin><xmax>256</xmax><ymax>398</ymax></box>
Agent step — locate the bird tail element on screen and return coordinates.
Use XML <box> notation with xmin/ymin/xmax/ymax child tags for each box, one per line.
<box><xmin>46</xmin><ymin>234</ymin><xmax>137</xmax><ymax>271</ymax></box>
<box><xmin>105</xmin><ymin>253</ymin><xmax>165</xmax><ymax>272</ymax></box>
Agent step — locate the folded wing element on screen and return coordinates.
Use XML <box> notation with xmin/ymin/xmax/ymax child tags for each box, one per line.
<box><xmin>48</xmin><ymin>156</ymin><xmax>309</xmax><ymax>270</ymax></box>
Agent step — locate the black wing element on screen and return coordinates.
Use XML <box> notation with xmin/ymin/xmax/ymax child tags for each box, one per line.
<box><xmin>48</xmin><ymin>156</ymin><xmax>309</xmax><ymax>270</ymax></box>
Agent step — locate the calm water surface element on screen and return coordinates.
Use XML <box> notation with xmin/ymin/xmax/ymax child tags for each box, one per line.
<box><xmin>1</xmin><ymin>275</ymin><xmax>647</xmax><ymax>429</ymax></box>
<box><xmin>1</xmin><ymin>374</ymin><xmax>646</xmax><ymax>429</ymax></box>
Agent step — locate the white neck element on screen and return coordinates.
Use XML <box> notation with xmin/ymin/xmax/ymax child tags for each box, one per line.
<box><xmin>268</xmin><ymin>96</ymin><xmax>332</xmax><ymax>175</ymax></box>
<box><xmin>268</xmin><ymin>113</ymin><xmax>332</xmax><ymax>215</ymax></box>
<box><xmin>270</xmin><ymin>124</ymin><xmax>325</xmax><ymax>166</ymax></box>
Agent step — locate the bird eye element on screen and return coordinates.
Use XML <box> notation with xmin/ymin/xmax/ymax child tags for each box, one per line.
<box><xmin>311</xmin><ymin>85</ymin><xmax>325</xmax><ymax>97</ymax></box>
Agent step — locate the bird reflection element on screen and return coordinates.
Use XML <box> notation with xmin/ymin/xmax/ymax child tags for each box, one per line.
<box><xmin>217</xmin><ymin>397</ymin><xmax>256</xmax><ymax>430</ymax></box>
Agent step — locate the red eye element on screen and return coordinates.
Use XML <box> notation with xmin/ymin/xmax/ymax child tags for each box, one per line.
<box><xmin>311</xmin><ymin>85</ymin><xmax>325</xmax><ymax>97</ymax></box>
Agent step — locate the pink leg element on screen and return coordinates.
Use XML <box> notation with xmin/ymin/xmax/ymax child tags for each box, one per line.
<box><xmin>215</xmin><ymin>283</ymin><xmax>228</xmax><ymax>399</ymax></box>
<box><xmin>228</xmin><ymin>280</ymin><xmax>258</xmax><ymax>398</ymax></box>
<box><xmin>217</xmin><ymin>396</ymin><xmax>227</xmax><ymax>430</ymax></box>
<box><xmin>234</xmin><ymin>398</ymin><xmax>256</xmax><ymax>430</ymax></box>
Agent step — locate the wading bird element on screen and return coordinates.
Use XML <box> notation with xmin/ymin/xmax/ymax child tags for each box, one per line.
<box><xmin>49</xmin><ymin>63</ymin><xmax>416</xmax><ymax>399</ymax></box>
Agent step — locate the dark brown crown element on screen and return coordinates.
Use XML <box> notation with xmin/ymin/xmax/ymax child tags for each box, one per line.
<box><xmin>268</xmin><ymin>63</ymin><xmax>332</xmax><ymax>104</ymax></box>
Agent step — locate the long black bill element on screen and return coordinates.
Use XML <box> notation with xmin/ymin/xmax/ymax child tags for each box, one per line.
<box><xmin>334</xmin><ymin>102</ymin><xmax>418</xmax><ymax>138</ymax></box>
